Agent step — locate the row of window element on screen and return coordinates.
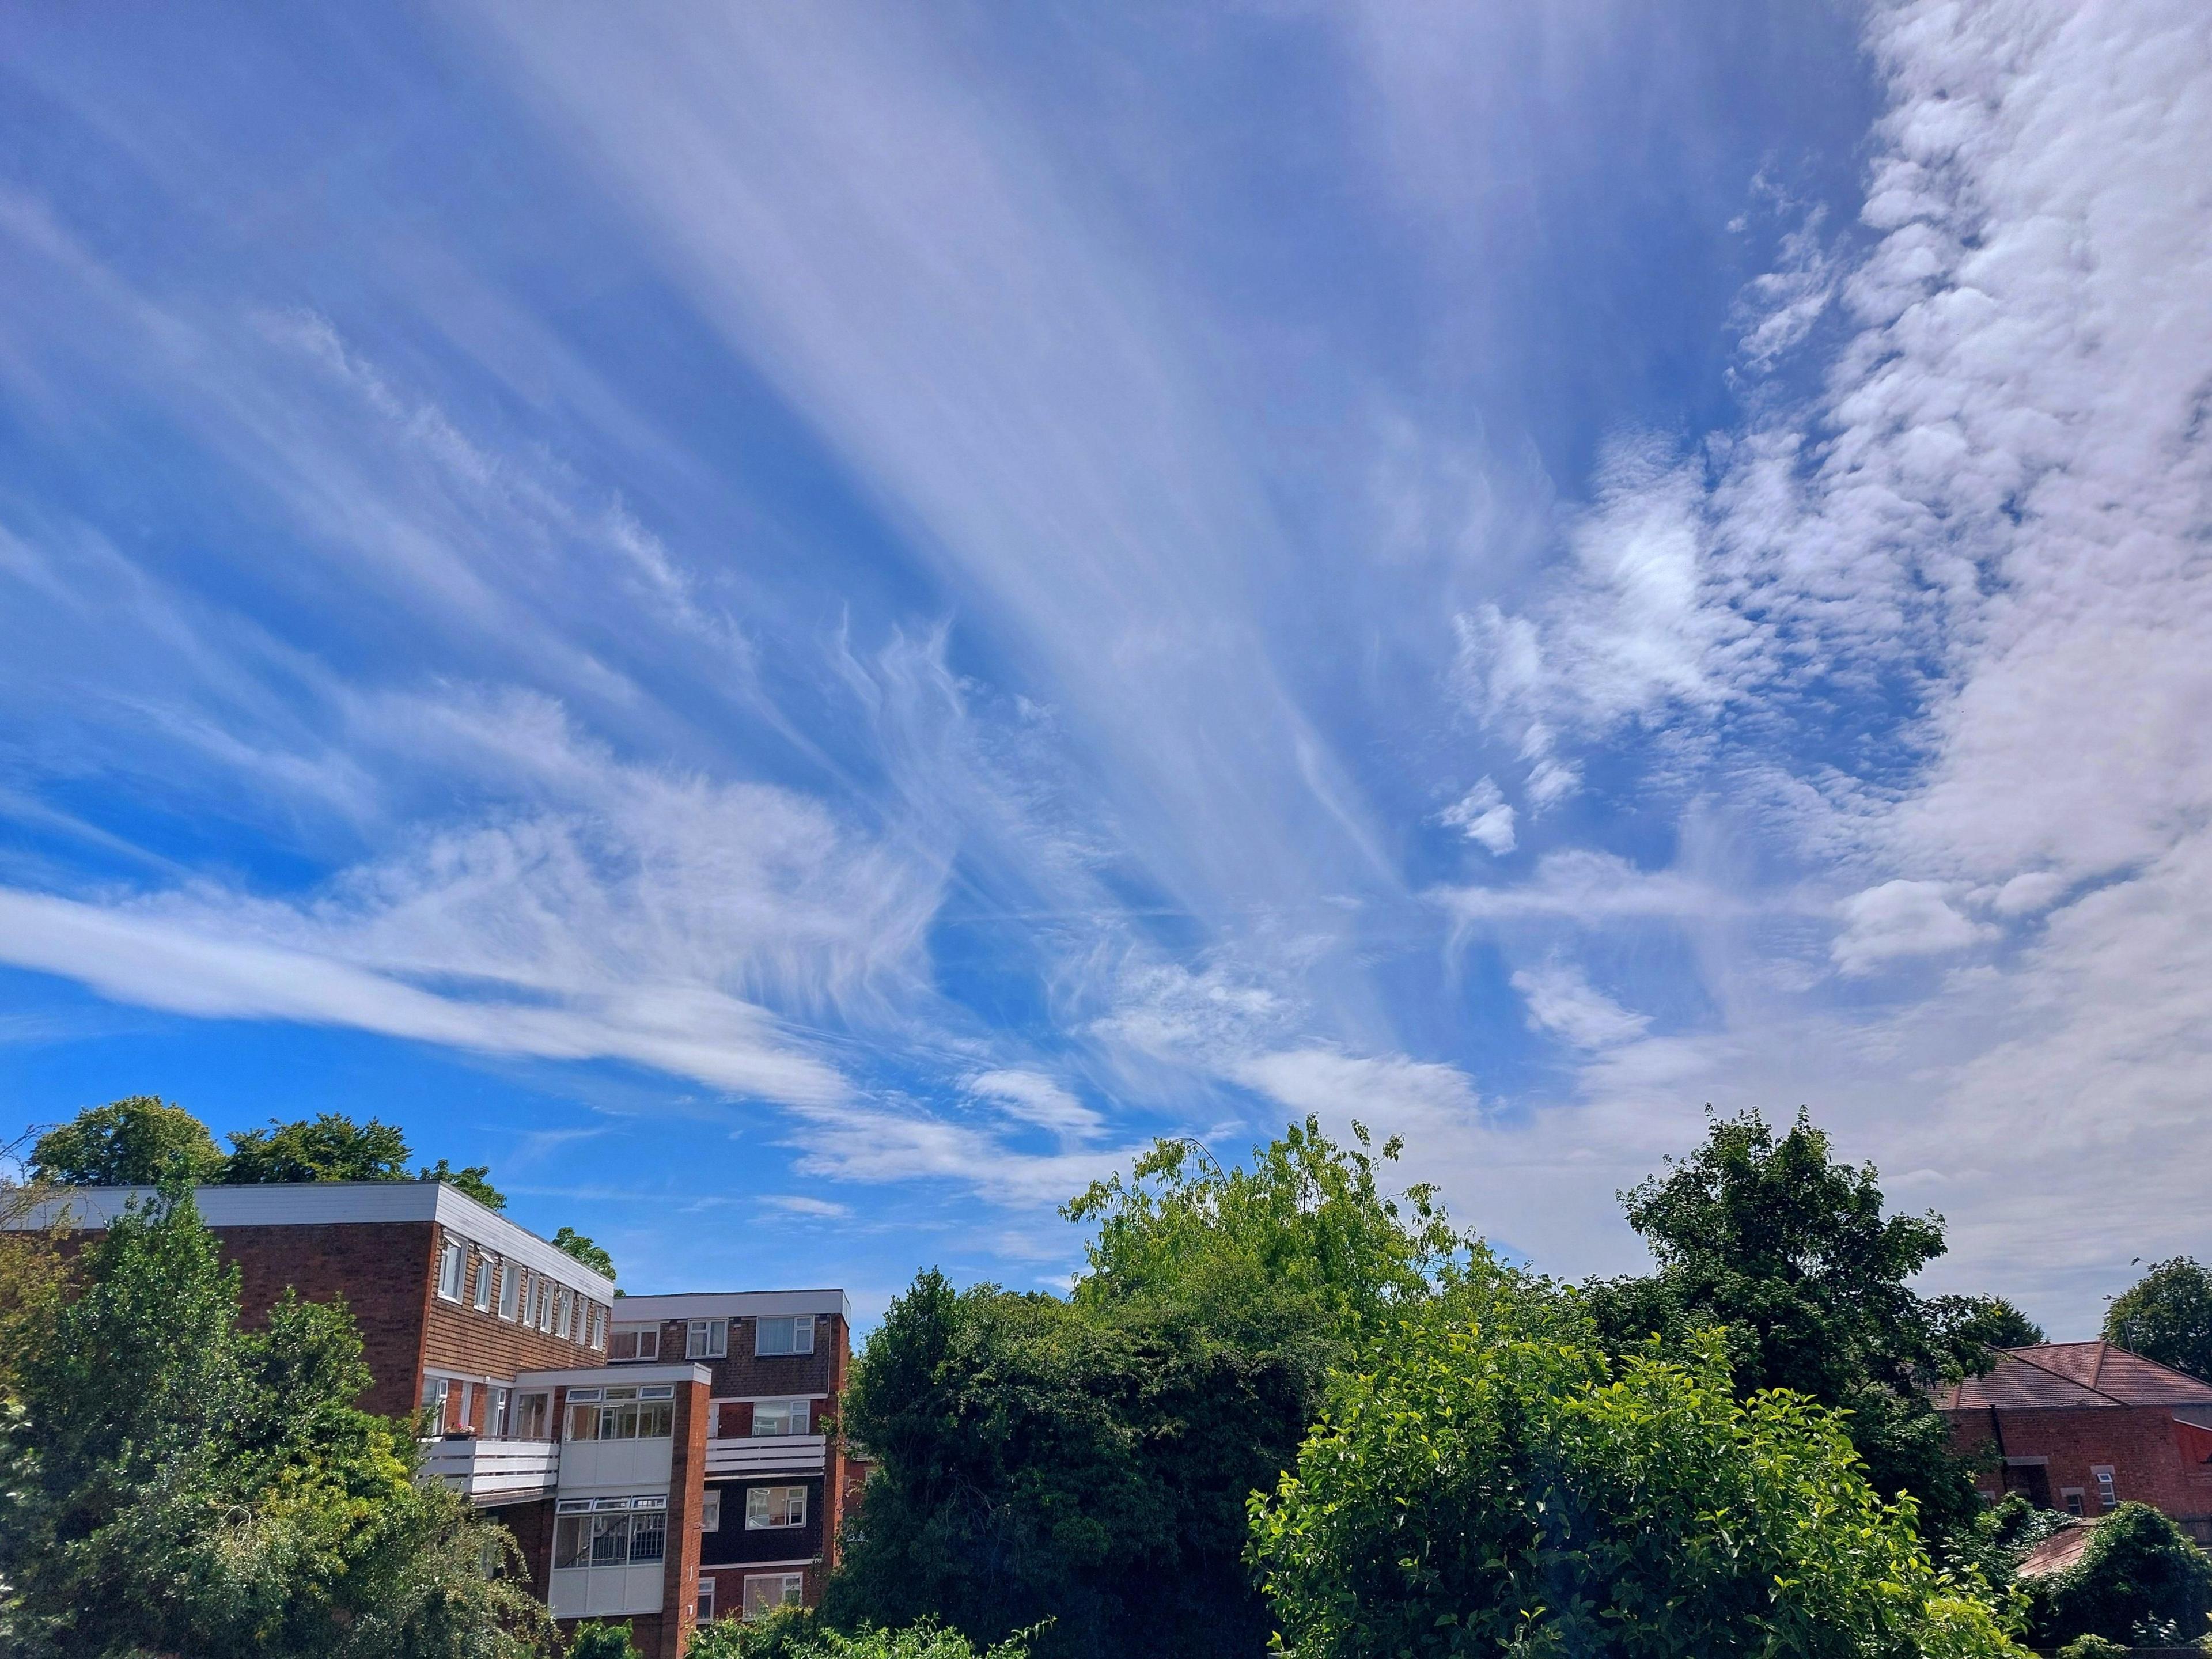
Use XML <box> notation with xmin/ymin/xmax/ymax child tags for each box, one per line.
<box><xmin>565</xmin><ymin>1384</ymin><xmax>676</xmax><ymax>1441</ymax></box>
<box><xmin>607</xmin><ymin>1314</ymin><xmax>819</xmax><ymax>1362</ymax></box>
<box><xmin>696</xmin><ymin>1483</ymin><xmax>809</xmax><ymax>1531</ymax></box>
<box><xmin>426</xmin><ymin>1378</ymin><xmax>824</xmax><ymax>1443</ymax></box>
<box><xmin>552</xmin><ymin>1494</ymin><xmax>668</xmax><ymax>1570</ymax></box>
<box><xmin>435</xmin><ymin>1234</ymin><xmax>609</xmax><ymax>1351</ymax></box>
<box><xmin>698</xmin><ymin>1571</ymin><xmax>805</xmax><ymax>1624</ymax></box>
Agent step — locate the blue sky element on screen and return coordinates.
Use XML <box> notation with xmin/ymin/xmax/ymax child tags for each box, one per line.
<box><xmin>3</xmin><ymin>1</ymin><xmax>2209</xmax><ymax>1335</ymax></box>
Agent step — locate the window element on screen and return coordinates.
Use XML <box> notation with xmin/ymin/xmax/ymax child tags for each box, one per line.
<box><xmin>498</xmin><ymin>1264</ymin><xmax>520</xmax><ymax>1321</ymax></box>
<box><xmin>590</xmin><ymin>1305</ymin><xmax>608</xmax><ymax>1349</ymax></box>
<box><xmin>472</xmin><ymin>1255</ymin><xmax>495</xmax><ymax>1312</ymax></box>
<box><xmin>457</xmin><ymin>1380</ymin><xmax>476</xmax><ymax>1430</ymax></box>
<box><xmin>516</xmin><ymin>1392</ymin><xmax>552</xmax><ymax>1440</ymax></box>
<box><xmin>745</xmin><ymin>1485</ymin><xmax>808</xmax><ymax>1529</ymax></box>
<box><xmin>437</xmin><ymin>1238</ymin><xmax>466</xmax><ymax>1301</ymax></box>
<box><xmin>488</xmin><ymin>1387</ymin><xmax>512</xmax><ymax>1438</ymax></box>
<box><xmin>688</xmin><ymin>1319</ymin><xmax>729</xmax><ymax>1359</ymax></box>
<box><xmin>698</xmin><ymin>1577</ymin><xmax>717</xmax><ymax>1623</ymax></box>
<box><xmin>421</xmin><ymin>1376</ymin><xmax>453</xmax><ymax>1435</ymax></box>
<box><xmin>611</xmin><ymin>1323</ymin><xmax>660</xmax><ymax>1361</ymax></box>
<box><xmin>2063</xmin><ymin>1488</ymin><xmax>2086</xmax><ymax>1517</ymax></box>
<box><xmin>755</xmin><ymin>1316</ymin><xmax>814</xmax><ymax>1357</ymax></box>
<box><xmin>700</xmin><ymin>1490</ymin><xmax>722</xmax><ymax>1531</ymax></box>
<box><xmin>752</xmin><ymin>1399</ymin><xmax>810</xmax><ymax>1437</ymax></box>
<box><xmin>533</xmin><ymin>1279</ymin><xmax>552</xmax><ymax>1332</ymax></box>
<box><xmin>744</xmin><ymin>1574</ymin><xmax>805</xmax><ymax>1620</ymax></box>
<box><xmin>552</xmin><ymin>1496</ymin><xmax>669</xmax><ymax>1577</ymax></box>
<box><xmin>564</xmin><ymin>1385</ymin><xmax>675</xmax><ymax>1442</ymax></box>
<box><xmin>556</xmin><ymin>1286</ymin><xmax>574</xmax><ymax>1342</ymax></box>
<box><xmin>2094</xmin><ymin>1466</ymin><xmax>2118</xmax><ymax>1509</ymax></box>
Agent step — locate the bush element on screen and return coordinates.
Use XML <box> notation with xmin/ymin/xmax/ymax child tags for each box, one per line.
<box><xmin>2052</xmin><ymin>1637</ymin><xmax>2128</xmax><ymax>1659</ymax></box>
<box><xmin>688</xmin><ymin>1612</ymin><xmax>1032</xmax><ymax>1658</ymax></box>
<box><xmin>566</xmin><ymin>1623</ymin><xmax>643</xmax><ymax>1659</ymax></box>
<box><xmin>2029</xmin><ymin>1503</ymin><xmax>2212</xmax><ymax>1650</ymax></box>
<box><xmin>1248</xmin><ymin>1320</ymin><xmax>2022</xmax><ymax>1659</ymax></box>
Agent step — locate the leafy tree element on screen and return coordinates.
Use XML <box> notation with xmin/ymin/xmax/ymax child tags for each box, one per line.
<box><xmin>1581</xmin><ymin>1107</ymin><xmax>1990</xmax><ymax>1539</ymax></box>
<box><xmin>830</xmin><ymin>1121</ymin><xmax>1499</xmax><ymax>1659</ymax></box>
<box><xmin>692</xmin><ymin>1612</ymin><xmax>1035</xmax><ymax>1659</ymax></box>
<box><xmin>553</xmin><ymin>1226</ymin><xmax>615</xmax><ymax>1281</ymax></box>
<box><xmin>223</xmin><ymin>1113</ymin><xmax>414</xmax><ymax>1184</ymax></box>
<box><xmin>28</xmin><ymin>1094</ymin><xmax>226</xmax><ymax>1185</ymax></box>
<box><xmin>1248</xmin><ymin>1319</ymin><xmax>2021</xmax><ymax>1659</ymax></box>
<box><xmin>0</xmin><ymin>1145</ymin><xmax>69</xmax><ymax>1402</ymax></box>
<box><xmin>2104</xmin><ymin>1258</ymin><xmax>2212</xmax><ymax>1381</ymax></box>
<box><xmin>0</xmin><ymin>1179</ymin><xmax>551</xmax><ymax>1658</ymax></box>
<box><xmin>420</xmin><ymin>1159</ymin><xmax>508</xmax><ymax>1212</ymax></box>
<box><xmin>566</xmin><ymin>1623</ymin><xmax>642</xmax><ymax>1658</ymax></box>
<box><xmin>2025</xmin><ymin>1504</ymin><xmax>2212</xmax><ymax>1650</ymax></box>
<box><xmin>1930</xmin><ymin>1294</ymin><xmax>2046</xmax><ymax>1353</ymax></box>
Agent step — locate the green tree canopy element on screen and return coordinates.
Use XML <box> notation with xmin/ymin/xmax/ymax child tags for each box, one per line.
<box><xmin>552</xmin><ymin>1226</ymin><xmax>616</xmax><ymax>1281</ymax></box>
<box><xmin>28</xmin><ymin>1094</ymin><xmax>226</xmax><ymax>1185</ymax></box>
<box><xmin>694</xmin><ymin>1612</ymin><xmax>1035</xmax><ymax>1659</ymax></box>
<box><xmin>2104</xmin><ymin>1257</ymin><xmax>2212</xmax><ymax>1381</ymax></box>
<box><xmin>223</xmin><ymin>1113</ymin><xmax>414</xmax><ymax>1184</ymax></box>
<box><xmin>419</xmin><ymin>1158</ymin><xmax>507</xmax><ymax>1212</ymax></box>
<box><xmin>831</xmin><ymin>1120</ymin><xmax>1495</xmax><ymax>1659</ymax></box>
<box><xmin>1248</xmin><ymin>1318</ymin><xmax>2020</xmax><ymax>1659</ymax></box>
<box><xmin>0</xmin><ymin>1179</ymin><xmax>551</xmax><ymax>1657</ymax></box>
<box><xmin>1581</xmin><ymin>1107</ymin><xmax>1990</xmax><ymax>1538</ymax></box>
<box><xmin>1930</xmin><ymin>1294</ymin><xmax>2046</xmax><ymax>1353</ymax></box>
<box><xmin>2026</xmin><ymin>1504</ymin><xmax>2212</xmax><ymax>1649</ymax></box>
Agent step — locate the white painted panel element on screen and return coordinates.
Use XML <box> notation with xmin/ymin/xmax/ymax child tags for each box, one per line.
<box><xmin>550</xmin><ymin>1570</ymin><xmax>589</xmax><ymax>1619</ymax></box>
<box><xmin>556</xmin><ymin>1436</ymin><xmax>674</xmax><ymax>1494</ymax></box>
<box><xmin>704</xmin><ymin>1434</ymin><xmax>827</xmax><ymax>1478</ymax></box>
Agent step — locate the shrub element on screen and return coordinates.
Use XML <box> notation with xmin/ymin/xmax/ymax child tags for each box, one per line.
<box><xmin>2029</xmin><ymin>1503</ymin><xmax>2212</xmax><ymax>1649</ymax></box>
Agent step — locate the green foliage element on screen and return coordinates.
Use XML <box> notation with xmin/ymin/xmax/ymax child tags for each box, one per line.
<box><xmin>224</xmin><ymin>1113</ymin><xmax>415</xmax><ymax>1184</ymax></box>
<box><xmin>0</xmin><ymin>1152</ymin><xmax>69</xmax><ymax>1403</ymax></box>
<box><xmin>1930</xmin><ymin>1294</ymin><xmax>2047</xmax><ymax>1353</ymax></box>
<box><xmin>0</xmin><ymin>1179</ymin><xmax>552</xmax><ymax>1658</ymax></box>
<box><xmin>2051</xmin><ymin>1636</ymin><xmax>2128</xmax><ymax>1659</ymax></box>
<box><xmin>553</xmin><ymin>1226</ymin><xmax>616</xmax><ymax>1281</ymax></box>
<box><xmin>2105</xmin><ymin>1259</ymin><xmax>2212</xmax><ymax>1382</ymax></box>
<box><xmin>1946</xmin><ymin>1494</ymin><xmax>2077</xmax><ymax>1590</ymax></box>
<box><xmin>28</xmin><ymin>1094</ymin><xmax>227</xmax><ymax>1185</ymax></box>
<box><xmin>2027</xmin><ymin>1505</ymin><xmax>2212</xmax><ymax>1650</ymax></box>
<box><xmin>420</xmin><ymin>1160</ymin><xmax>508</xmax><ymax>1211</ymax></box>
<box><xmin>833</xmin><ymin>1120</ymin><xmax>1501</xmax><ymax>1659</ymax></box>
<box><xmin>1581</xmin><ymin>1107</ymin><xmax>1988</xmax><ymax>1539</ymax></box>
<box><xmin>690</xmin><ymin>1611</ymin><xmax>1035</xmax><ymax>1658</ymax></box>
<box><xmin>565</xmin><ymin>1622</ymin><xmax>643</xmax><ymax>1658</ymax></box>
<box><xmin>1248</xmin><ymin>1319</ymin><xmax>2022</xmax><ymax>1659</ymax></box>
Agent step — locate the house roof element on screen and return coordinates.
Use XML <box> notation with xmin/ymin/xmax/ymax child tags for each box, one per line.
<box><xmin>2014</xmin><ymin>1519</ymin><xmax>2099</xmax><ymax>1581</ymax></box>
<box><xmin>1936</xmin><ymin>1340</ymin><xmax>2212</xmax><ymax>1412</ymax></box>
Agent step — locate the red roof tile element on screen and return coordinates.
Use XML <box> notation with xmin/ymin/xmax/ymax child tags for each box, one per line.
<box><xmin>1936</xmin><ymin>1342</ymin><xmax>2212</xmax><ymax>1412</ymax></box>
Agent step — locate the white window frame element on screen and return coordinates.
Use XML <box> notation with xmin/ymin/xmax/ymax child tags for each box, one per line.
<box><xmin>437</xmin><ymin>1238</ymin><xmax>467</xmax><ymax>1301</ymax></box>
<box><xmin>498</xmin><ymin>1264</ymin><xmax>520</xmax><ymax>1321</ymax></box>
<box><xmin>700</xmin><ymin>1490</ymin><xmax>722</xmax><ymax>1532</ymax></box>
<box><xmin>743</xmin><ymin>1573</ymin><xmax>805</xmax><ymax>1621</ymax></box>
<box><xmin>421</xmin><ymin>1375</ymin><xmax>453</xmax><ymax>1435</ymax></box>
<box><xmin>755</xmin><ymin>1315</ymin><xmax>815</xmax><ymax>1357</ymax></box>
<box><xmin>488</xmin><ymin>1386</ymin><xmax>512</xmax><ymax>1438</ymax></box>
<box><xmin>745</xmin><ymin>1485</ymin><xmax>808</xmax><ymax>1530</ymax></box>
<box><xmin>472</xmin><ymin>1253</ymin><xmax>495</xmax><ymax>1312</ymax></box>
<box><xmin>2093</xmin><ymin>1465</ymin><xmax>2118</xmax><ymax>1509</ymax></box>
<box><xmin>688</xmin><ymin>1318</ymin><xmax>729</xmax><ymax>1359</ymax></box>
<box><xmin>697</xmin><ymin>1575</ymin><xmax>717</xmax><ymax>1623</ymax></box>
<box><xmin>752</xmin><ymin>1398</ymin><xmax>810</xmax><ymax>1437</ymax></box>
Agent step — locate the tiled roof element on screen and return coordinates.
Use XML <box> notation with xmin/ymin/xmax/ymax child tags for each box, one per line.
<box><xmin>1936</xmin><ymin>1341</ymin><xmax>2212</xmax><ymax>1412</ymax></box>
<box><xmin>2014</xmin><ymin>1519</ymin><xmax>2098</xmax><ymax>1581</ymax></box>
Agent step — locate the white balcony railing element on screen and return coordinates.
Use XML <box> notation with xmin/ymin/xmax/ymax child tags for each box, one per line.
<box><xmin>705</xmin><ymin>1433</ymin><xmax>827</xmax><ymax>1478</ymax></box>
<box><xmin>422</xmin><ymin>1436</ymin><xmax>562</xmax><ymax>1502</ymax></box>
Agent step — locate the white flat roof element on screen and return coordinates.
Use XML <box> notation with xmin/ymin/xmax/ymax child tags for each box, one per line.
<box><xmin>613</xmin><ymin>1288</ymin><xmax>851</xmax><ymax>1323</ymax></box>
<box><xmin>515</xmin><ymin>1362</ymin><xmax>712</xmax><ymax>1388</ymax></box>
<box><xmin>13</xmin><ymin>1183</ymin><xmax>617</xmax><ymax>1301</ymax></box>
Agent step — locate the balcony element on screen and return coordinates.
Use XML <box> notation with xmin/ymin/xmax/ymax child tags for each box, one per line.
<box><xmin>705</xmin><ymin>1433</ymin><xmax>827</xmax><ymax>1478</ymax></box>
<box><xmin>422</xmin><ymin>1436</ymin><xmax>562</xmax><ymax>1503</ymax></box>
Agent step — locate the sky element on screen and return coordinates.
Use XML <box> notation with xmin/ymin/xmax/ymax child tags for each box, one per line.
<box><xmin>2</xmin><ymin>0</ymin><xmax>2208</xmax><ymax>1336</ymax></box>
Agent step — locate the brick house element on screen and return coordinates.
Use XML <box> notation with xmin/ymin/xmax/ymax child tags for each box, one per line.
<box><xmin>18</xmin><ymin>1183</ymin><xmax>857</xmax><ymax>1658</ymax></box>
<box><xmin>1936</xmin><ymin>1340</ymin><xmax>2212</xmax><ymax>1540</ymax></box>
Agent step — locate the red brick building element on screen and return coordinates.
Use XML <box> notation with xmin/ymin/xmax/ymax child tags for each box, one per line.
<box><xmin>21</xmin><ymin>1183</ymin><xmax>857</xmax><ymax>1658</ymax></box>
<box><xmin>1937</xmin><ymin>1340</ymin><xmax>2212</xmax><ymax>1540</ymax></box>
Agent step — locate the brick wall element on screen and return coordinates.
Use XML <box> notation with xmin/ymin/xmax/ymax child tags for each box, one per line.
<box><xmin>422</xmin><ymin>1231</ymin><xmax>605</xmax><ymax>1387</ymax></box>
<box><xmin>1950</xmin><ymin>1405</ymin><xmax>2212</xmax><ymax>1525</ymax></box>
<box><xmin>215</xmin><ymin>1221</ymin><xmax>437</xmax><ymax>1419</ymax></box>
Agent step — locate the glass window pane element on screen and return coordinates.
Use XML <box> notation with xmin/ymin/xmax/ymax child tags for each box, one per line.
<box><xmin>589</xmin><ymin>1515</ymin><xmax>631</xmax><ymax>1567</ymax></box>
<box><xmin>554</xmin><ymin>1516</ymin><xmax>590</xmax><ymax>1570</ymax></box>
<box><xmin>630</xmin><ymin>1511</ymin><xmax>666</xmax><ymax>1565</ymax></box>
<box><xmin>566</xmin><ymin>1402</ymin><xmax>599</xmax><ymax>1441</ymax></box>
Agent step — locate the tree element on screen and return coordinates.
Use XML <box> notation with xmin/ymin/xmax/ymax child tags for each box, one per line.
<box><xmin>1581</xmin><ymin>1107</ymin><xmax>1990</xmax><ymax>1539</ymax></box>
<box><xmin>0</xmin><ymin>1142</ymin><xmax>69</xmax><ymax>1402</ymax></box>
<box><xmin>692</xmin><ymin>1612</ymin><xmax>1035</xmax><ymax>1659</ymax></box>
<box><xmin>2026</xmin><ymin>1503</ymin><xmax>2212</xmax><ymax>1649</ymax></box>
<box><xmin>222</xmin><ymin>1113</ymin><xmax>414</xmax><ymax>1184</ymax></box>
<box><xmin>828</xmin><ymin>1121</ymin><xmax>1501</xmax><ymax>1659</ymax></box>
<box><xmin>420</xmin><ymin>1159</ymin><xmax>508</xmax><ymax>1212</ymax></box>
<box><xmin>553</xmin><ymin>1227</ymin><xmax>616</xmax><ymax>1282</ymax></box>
<box><xmin>28</xmin><ymin>1095</ymin><xmax>226</xmax><ymax>1185</ymax></box>
<box><xmin>566</xmin><ymin>1623</ymin><xmax>642</xmax><ymax>1659</ymax></box>
<box><xmin>2104</xmin><ymin>1258</ymin><xmax>2212</xmax><ymax>1381</ymax></box>
<box><xmin>1931</xmin><ymin>1294</ymin><xmax>2046</xmax><ymax>1353</ymax></box>
<box><xmin>0</xmin><ymin>1179</ymin><xmax>551</xmax><ymax>1658</ymax></box>
<box><xmin>1248</xmin><ymin>1319</ymin><xmax>2021</xmax><ymax>1659</ymax></box>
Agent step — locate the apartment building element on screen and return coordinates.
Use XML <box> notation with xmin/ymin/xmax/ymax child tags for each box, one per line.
<box><xmin>18</xmin><ymin>1183</ymin><xmax>857</xmax><ymax>1659</ymax></box>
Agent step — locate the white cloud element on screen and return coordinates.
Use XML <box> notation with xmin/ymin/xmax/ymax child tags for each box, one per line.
<box><xmin>1435</xmin><ymin>849</ymin><xmax>1749</xmax><ymax>929</ymax></box>
<box><xmin>1510</xmin><ymin>961</ymin><xmax>1650</xmax><ymax>1050</ymax></box>
<box><xmin>1830</xmin><ymin>880</ymin><xmax>1993</xmax><ymax>975</ymax></box>
<box><xmin>965</xmin><ymin>1069</ymin><xmax>1103</xmax><ymax>1139</ymax></box>
<box><xmin>1440</xmin><ymin>777</ymin><xmax>1517</xmax><ymax>854</ymax></box>
<box><xmin>759</xmin><ymin>1194</ymin><xmax>853</xmax><ymax>1219</ymax></box>
<box><xmin>1234</xmin><ymin>1047</ymin><xmax>1483</xmax><ymax>1135</ymax></box>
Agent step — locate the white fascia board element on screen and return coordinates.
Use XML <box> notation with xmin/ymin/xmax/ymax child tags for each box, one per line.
<box><xmin>514</xmin><ymin>1362</ymin><xmax>713</xmax><ymax>1389</ymax></box>
<box><xmin>13</xmin><ymin>1183</ymin><xmax>616</xmax><ymax>1302</ymax></box>
<box><xmin>613</xmin><ymin>1289</ymin><xmax>851</xmax><ymax>1323</ymax></box>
